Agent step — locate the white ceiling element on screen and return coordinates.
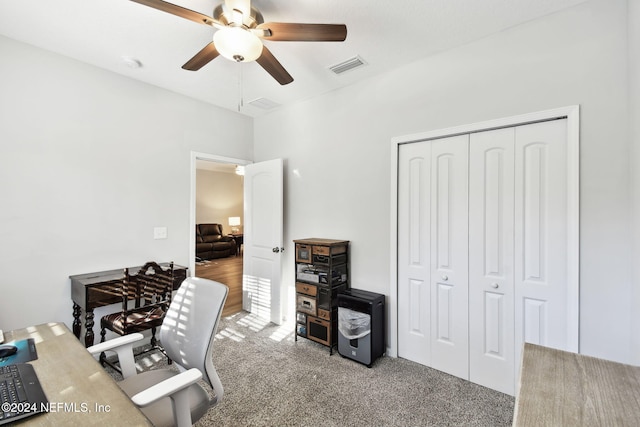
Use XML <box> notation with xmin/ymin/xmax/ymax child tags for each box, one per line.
<box><xmin>0</xmin><ymin>0</ymin><xmax>587</xmax><ymax>118</ymax></box>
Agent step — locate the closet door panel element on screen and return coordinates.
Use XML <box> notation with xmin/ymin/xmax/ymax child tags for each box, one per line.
<box><xmin>397</xmin><ymin>116</ymin><xmax>572</xmax><ymax>397</ymax></box>
<box><xmin>468</xmin><ymin>128</ymin><xmax>515</xmax><ymax>395</ymax></box>
<box><xmin>397</xmin><ymin>142</ymin><xmax>431</xmax><ymax>366</ymax></box>
<box><xmin>430</xmin><ymin>135</ymin><xmax>469</xmax><ymax>378</ymax></box>
<box><xmin>514</xmin><ymin>119</ymin><xmax>568</xmax><ymax>374</ymax></box>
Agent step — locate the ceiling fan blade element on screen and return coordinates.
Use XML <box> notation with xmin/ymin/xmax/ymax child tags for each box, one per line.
<box><xmin>257</xmin><ymin>23</ymin><xmax>347</xmax><ymax>42</ymax></box>
<box><xmin>130</xmin><ymin>0</ymin><xmax>218</xmax><ymax>27</ymax></box>
<box><xmin>182</xmin><ymin>42</ymin><xmax>220</xmax><ymax>71</ymax></box>
<box><xmin>256</xmin><ymin>46</ymin><xmax>294</xmax><ymax>85</ymax></box>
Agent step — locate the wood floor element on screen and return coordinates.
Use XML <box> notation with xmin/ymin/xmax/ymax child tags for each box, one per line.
<box><xmin>195</xmin><ymin>255</ymin><xmax>243</xmax><ymax>317</ymax></box>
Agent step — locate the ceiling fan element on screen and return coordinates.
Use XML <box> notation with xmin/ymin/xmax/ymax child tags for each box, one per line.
<box><xmin>130</xmin><ymin>0</ymin><xmax>348</xmax><ymax>85</ymax></box>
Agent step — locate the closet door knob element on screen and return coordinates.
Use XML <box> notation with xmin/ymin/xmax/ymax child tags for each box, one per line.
<box><xmin>441</xmin><ymin>275</ymin><xmax>448</xmax><ymax>281</ymax></box>
<box><xmin>491</xmin><ymin>283</ymin><xmax>499</xmax><ymax>289</ymax></box>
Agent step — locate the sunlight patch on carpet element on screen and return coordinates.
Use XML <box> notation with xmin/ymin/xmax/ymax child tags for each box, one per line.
<box><xmin>269</xmin><ymin>319</ymin><xmax>295</xmax><ymax>342</ymax></box>
<box><xmin>236</xmin><ymin>312</ymin><xmax>270</xmax><ymax>332</ymax></box>
<box><xmin>216</xmin><ymin>327</ymin><xmax>246</xmax><ymax>342</ymax></box>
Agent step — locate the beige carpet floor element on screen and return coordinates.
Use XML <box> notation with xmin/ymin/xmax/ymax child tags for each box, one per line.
<box><xmin>108</xmin><ymin>311</ymin><xmax>514</xmax><ymax>426</ymax></box>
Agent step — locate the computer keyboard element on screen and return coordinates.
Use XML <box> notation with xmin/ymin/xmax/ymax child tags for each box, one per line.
<box><xmin>0</xmin><ymin>364</ymin><xmax>48</xmax><ymax>424</ymax></box>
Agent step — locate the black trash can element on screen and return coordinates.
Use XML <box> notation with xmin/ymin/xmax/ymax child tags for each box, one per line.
<box><xmin>337</xmin><ymin>289</ymin><xmax>385</xmax><ymax>367</ymax></box>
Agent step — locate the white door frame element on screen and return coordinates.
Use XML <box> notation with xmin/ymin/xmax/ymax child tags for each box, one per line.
<box><xmin>389</xmin><ymin>106</ymin><xmax>580</xmax><ymax>358</ymax></box>
<box><xmin>189</xmin><ymin>151</ymin><xmax>252</xmax><ymax>276</ymax></box>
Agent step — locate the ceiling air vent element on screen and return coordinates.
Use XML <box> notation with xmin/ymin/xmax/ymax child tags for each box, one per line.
<box><xmin>248</xmin><ymin>97</ymin><xmax>280</xmax><ymax>110</ymax></box>
<box><xmin>329</xmin><ymin>55</ymin><xmax>367</xmax><ymax>75</ymax></box>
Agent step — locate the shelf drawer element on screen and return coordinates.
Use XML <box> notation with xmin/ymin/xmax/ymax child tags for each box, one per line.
<box><xmin>295</xmin><ymin>244</ymin><xmax>313</xmax><ymax>263</ymax></box>
<box><xmin>296</xmin><ymin>295</ymin><xmax>316</xmax><ymax>315</ymax></box>
<box><xmin>296</xmin><ymin>312</ymin><xmax>307</xmax><ymax>324</ymax></box>
<box><xmin>296</xmin><ymin>282</ymin><xmax>317</xmax><ymax>297</ymax></box>
<box><xmin>312</xmin><ymin>253</ymin><xmax>347</xmax><ymax>266</ymax></box>
<box><xmin>312</xmin><ymin>245</ymin><xmax>330</xmax><ymax>256</ymax></box>
<box><xmin>307</xmin><ymin>316</ymin><xmax>330</xmax><ymax>346</ymax></box>
<box><xmin>296</xmin><ymin>323</ymin><xmax>307</xmax><ymax>337</ymax></box>
<box><xmin>317</xmin><ymin>308</ymin><xmax>331</xmax><ymax>320</ymax></box>
<box><xmin>312</xmin><ymin>244</ymin><xmax>347</xmax><ymax>256</ymax></box>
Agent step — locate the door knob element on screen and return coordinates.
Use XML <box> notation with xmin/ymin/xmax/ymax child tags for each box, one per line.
<box><xmin>441</xmin><ymin>275</ymin><xmax>448</xmax><ymax>281</ymax></box>
<box><xmin>491</xmin><ymin>283</ymin><xmax>499</xmax><ymax>289</ymax></box>
<box><xmin>272</xmin><ymin>247</ymin><xmax>280</xmax><ymax>253</ymax></box>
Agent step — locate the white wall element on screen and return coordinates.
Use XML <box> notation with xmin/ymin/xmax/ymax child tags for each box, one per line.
<box><xmin>255</xmin><ymin>0</ymin><xmax>635</xmax><ymax>363</ymax></box>
<box><xmin>630</xmin><ymin>0</ymin><xmax>640</xmax><ymax>363</ymax></box>
<box><xmin>0</xmin><ymin>36</ymin><xmax>253</xmax><ymax>333</ymax></box>
<box><xmin>195</xmin><ymin>169</ymin><xmax>243</xmax><ymax>230</ymax></box>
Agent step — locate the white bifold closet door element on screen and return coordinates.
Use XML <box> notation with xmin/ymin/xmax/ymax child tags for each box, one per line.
<box><xmin>398</xmin><ymin>119</ymin><xmax>568</xmax><ymax>396</ymax></box>
<box><xmin>468</xmin><ymin>127</ymin><xmax>516</xmax><ymax>394</ymax></box>
<box><xmin>397</xmin><ymin>134</ymin><xmax>469</xmax><ymax>378</ymax></box>
<box><xmin>429</xmin><ymin>135</ymin><xmax>470</xmax><ymax>379</ymax></box>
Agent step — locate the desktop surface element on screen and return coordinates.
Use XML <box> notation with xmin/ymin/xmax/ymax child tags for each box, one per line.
<box><xmin>514</xmin><ymin>343</ymin><xmax>640</xmax><ymax>426</ymax></box>
<box><xmin>5</xmin><ymin>323</ymin><xmax>152</xmax><ymax>426</ymax></box>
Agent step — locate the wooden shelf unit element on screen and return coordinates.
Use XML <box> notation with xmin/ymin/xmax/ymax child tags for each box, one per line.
<box><xmin>293</xmin><ymin>238</ymin><xmax>349</xmax><ymax>354</ymax></box>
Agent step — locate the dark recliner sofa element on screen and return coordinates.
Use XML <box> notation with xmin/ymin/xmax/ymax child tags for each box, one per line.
<box><xmin>195</xmin><ymin>224</ymin><xmax>237</xmax><ymax>260</ymax></box>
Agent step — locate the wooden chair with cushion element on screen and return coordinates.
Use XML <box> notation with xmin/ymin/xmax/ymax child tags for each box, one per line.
<box><xmin>99</xmin><ymin>261</ymin><xmax>174</xmax><ymax>369</ymax></box>
<box><xmin>88</xmin><ymin>277</ymin><xmax>229</xmax><ymax>427</ymax></box>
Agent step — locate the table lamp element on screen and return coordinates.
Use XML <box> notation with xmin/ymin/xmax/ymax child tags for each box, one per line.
<box><xmin>228</xmin><ymin>217</ymin><xmax>241</xmax><ymax>234</ymax></box>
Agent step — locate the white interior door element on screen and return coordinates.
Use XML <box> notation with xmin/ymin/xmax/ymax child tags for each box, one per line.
<box><xmin>468</xmin><ymin>128</ymin><xmax>516</xmax><ymax>395</ymax></box>
<box><xmin>429</xmin><ymin>135</ymin><xmax>469</xmax><ymax>379</ymax></box>
<box><xmin>397</xmin><ymin>134</ymin><xmax>469</xmax><ymax>377</ymax></box>
<box><xmin>243</xmin><ymin>158</ymin><xmax>284</xmax><ymax>325</ymax></box>
<box><xmin>514</xmin><ymin>119</ymin><xmax>568</xmax><ymax>372</ymax></box>
<box><xmin>398</xmin><ymin>142</ymin><xmax>432</xmax><ymax>366</ymax></box>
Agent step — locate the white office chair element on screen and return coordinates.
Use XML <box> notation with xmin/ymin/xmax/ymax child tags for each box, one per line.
<box><xmin>88</xmin><ymin>277</ymin><xmax>229</xmax><ymax>427</ymax></box>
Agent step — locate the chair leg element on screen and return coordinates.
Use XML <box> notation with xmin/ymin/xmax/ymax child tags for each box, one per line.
<box><xmin>163</xmin><ymin>346</ymin><xmax>173</xmax><ymax>365</ymax></box>
<box><xmin>99</xmin><ymin>328</ymin><xmax>107</xmax><ymax>366</ymax></box>
<box><xmin>150</xmin><ymin>327</ymin><xmax>157</xmax><ymax>347</ymax></box>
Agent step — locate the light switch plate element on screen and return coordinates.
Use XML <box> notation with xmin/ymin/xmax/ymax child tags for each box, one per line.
<box><xmin>153</xmin><ymin>226</ymin><xmax>168</xmax><ymax>239</ymax></box>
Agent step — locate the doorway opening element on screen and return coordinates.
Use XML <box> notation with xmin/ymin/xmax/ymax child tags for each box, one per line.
<box><xmin>190</xmin><ymin>152</ymin><xmax>251</xmax><ymax>317</ymax></box>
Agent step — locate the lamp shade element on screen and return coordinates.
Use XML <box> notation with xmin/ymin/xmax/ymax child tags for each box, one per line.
<box><xmin>228</xmin><ymin>217</ymin><xmax>241</xmax><ymax>227</ymax></box>
<box><xmin>214</xmin><ymin>27</ymin><xmax>263</xmax><ymax>62</ymax></box>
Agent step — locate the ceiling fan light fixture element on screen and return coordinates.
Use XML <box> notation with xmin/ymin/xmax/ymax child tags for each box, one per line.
<box><xmin>214</xmin><ymin>27</ymin><xmax>263</xmax><ymax>62</ymax></box>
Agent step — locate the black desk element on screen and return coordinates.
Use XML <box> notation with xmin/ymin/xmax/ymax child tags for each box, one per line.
<box><xmin>69</xmin><ymin>263</ymin><xmax>188</xmax><ymax>347</ymax></box>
